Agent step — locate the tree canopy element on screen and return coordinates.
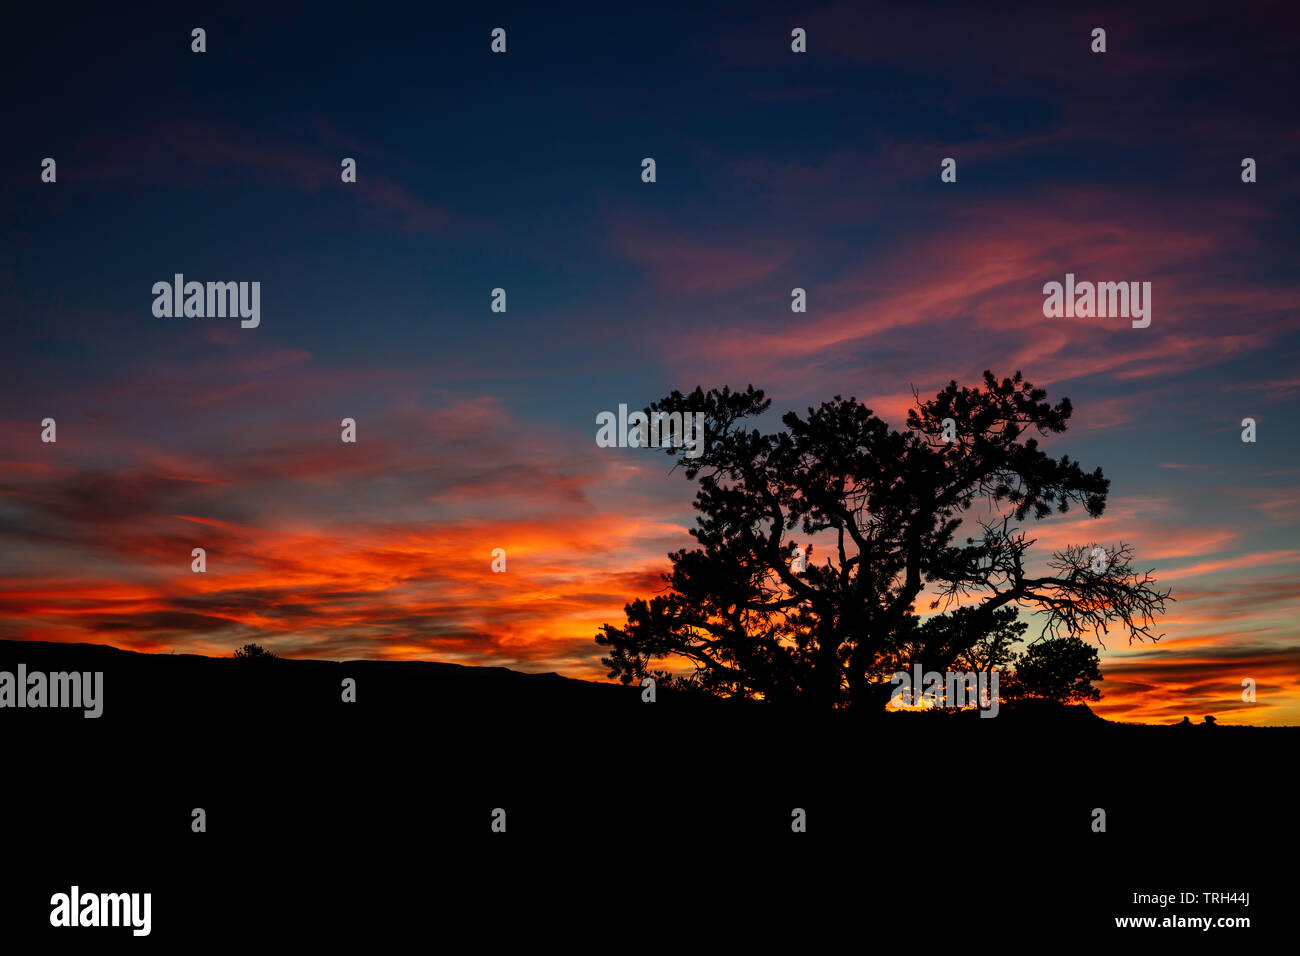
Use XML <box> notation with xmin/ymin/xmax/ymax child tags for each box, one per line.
<box><xmin>596</xmin><ymin>371</ymin><xmax>1170</xmax><ymax>709</ymax></box>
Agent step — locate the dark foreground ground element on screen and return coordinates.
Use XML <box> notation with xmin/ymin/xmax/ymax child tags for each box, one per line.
<box><xmin>1</xmin><ymin>640</ymin><xmax>1288</xmax><ymax>946</ymax></box>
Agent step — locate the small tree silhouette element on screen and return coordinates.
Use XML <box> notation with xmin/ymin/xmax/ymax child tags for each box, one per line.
<box><xmin>944</xmin><ymin>606</ymin><xmax>1028</xmax><ymax>675</ymax></box>
<box><xmin>1004</xmin><ymin>634</ymin><xmax>1103</xmax><ymax>703</ymax></box>
<box><xmin>232</xmin><ymin>643</ymin><xmax>277</xmax><ymax>660</ymax></box>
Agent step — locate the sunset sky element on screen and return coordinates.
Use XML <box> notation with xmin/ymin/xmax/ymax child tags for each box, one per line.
<box><xmin>3</xmin><ymin>3</ymin><xmax>1298</xmax><ymax>724</ymax></box>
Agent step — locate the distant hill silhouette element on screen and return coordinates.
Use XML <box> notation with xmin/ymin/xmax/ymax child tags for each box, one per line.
<box><xmin>1</xmin><ymin>639</ymin><xmax>1278</xmax><ymax>734</ymax></box>
<box><xmin>0</xmin><ymin>638</ymin><xmax>680</xmax><ymax>722</ymax></box>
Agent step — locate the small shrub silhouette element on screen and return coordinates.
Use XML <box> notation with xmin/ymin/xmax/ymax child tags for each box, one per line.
<box><xmin>1005</xmin><ymin>634</ymin><xmax>1104</xmax><ymax>703</ymax></box>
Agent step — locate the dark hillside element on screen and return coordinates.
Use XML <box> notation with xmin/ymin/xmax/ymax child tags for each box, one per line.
<box><xmin>1</xmin><ymin>640</ymin><xmax>1282</xmax><ymax>943</ymax></box>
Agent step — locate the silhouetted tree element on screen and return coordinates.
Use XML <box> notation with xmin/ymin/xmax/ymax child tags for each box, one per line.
<box><xmin>596</xmin><ymin>372</ymin><xmax>1170</xmax><ymax>709</ymax></box>
<box><xmin>232</xmin><ymin>643</ymin><xmax>277</xmax><ymax>660</ymax></box>
<box><xmin>1003</xmin><ymin>634</ymin><xmax>1103</xmax><ymax>703</ymax></box>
